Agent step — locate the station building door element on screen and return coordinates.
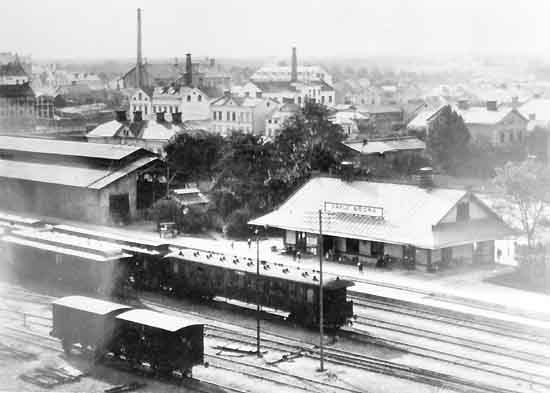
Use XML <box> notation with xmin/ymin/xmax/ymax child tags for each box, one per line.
<box><xmin>109</xmin><ymin>194</ymin><xmax>130</xmax><ymax>224</ymax></box>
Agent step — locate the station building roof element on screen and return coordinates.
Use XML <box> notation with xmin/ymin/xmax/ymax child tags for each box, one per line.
<box><xmin>249</xmin><ymin>177</ymin><xmax>513</xmax><ymax>250</ymax></box>
<box><xmin>116</xmin><ymin>309</ymin><xmax>203</xmax><ymax>332</ymax></box>
<box><xmin>53</xmin><ymin>296</ymin><xmax>131</xmax><ymax>315</ymax></box>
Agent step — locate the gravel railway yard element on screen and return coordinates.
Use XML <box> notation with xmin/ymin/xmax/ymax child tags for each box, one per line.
<box><xmin>1</xmin><ymin>279</ymin><xmax>550</xmax><ymax>393</ymax></box>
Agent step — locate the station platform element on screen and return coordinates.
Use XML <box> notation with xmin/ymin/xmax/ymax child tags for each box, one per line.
<box><xmin>3</xmin><ymin>211</ymin><xmax>550</xmax><ymax>332</ymax></box>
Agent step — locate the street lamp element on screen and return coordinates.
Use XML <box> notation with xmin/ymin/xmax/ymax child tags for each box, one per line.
<box><xmin>254</xmin><ymin>228</ymin><xmax>261</xmax><ymax>357</ymax></box>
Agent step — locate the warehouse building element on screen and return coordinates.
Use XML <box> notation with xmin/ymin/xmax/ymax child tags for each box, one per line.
<box><xmin>0</xmin><ymin>136</ymin><xmax>164</xmax><ymax>224</ymax></box>
<box><xmin>250</xmin><ymin>176</ymin><xmax>514</xmax><ymax>271</ymax></box>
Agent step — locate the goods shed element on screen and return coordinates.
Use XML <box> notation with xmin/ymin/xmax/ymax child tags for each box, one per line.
<box><xmin>0</xmin><ymin>136</ymin><xmax>164</xmax><ymax>224</ymax></box>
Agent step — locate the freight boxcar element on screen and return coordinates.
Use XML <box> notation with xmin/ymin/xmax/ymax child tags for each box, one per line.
<box><xmin>51</xmin><ymin>296</ymin><xmax>204</xmax><ymax>377</ymax></box>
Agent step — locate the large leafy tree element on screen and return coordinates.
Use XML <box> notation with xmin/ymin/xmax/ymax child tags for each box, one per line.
<box><xmin>214</xmin><ymin>132</ymin><xmax>275</xmax><ymax>214</ymax></box>
<box><xmin>164</xmin><ymin>131</ymin><xmax>224</xmax><ymax>184</ymax></box>
<box><xmin>427</xmin><ymin>105</ymin><xmax>470</xmax><ymax>174</ymax></box>
<box><xmin>494</xmin><ymin>160</ymin><xmax>550</xmax><ymax>249</ymax></box>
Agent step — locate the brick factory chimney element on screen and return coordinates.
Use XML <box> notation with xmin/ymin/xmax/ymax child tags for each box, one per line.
<box><xmin>291</xmin><ymin>47</ymin><xmax>298</xmax><ymax>83</ymax></box>
<box><xmin>185</xmin><ymin>53</ymin><xmax>193</xmax><ymax>87</ymax></box>
<box><xmin>136</xmin><ymin>8</ymin><xmax>143</xmax><ymax>89</ymax></box>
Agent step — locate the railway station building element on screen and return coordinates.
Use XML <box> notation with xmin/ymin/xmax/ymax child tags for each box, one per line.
<box><xmin>250</xmin><ymin>176</ymin><xmax>514</xmax><ymax>271</ymax></box>
<box><xmin>0</xmin><ymin>136</ymin><xmax>165</xmax><ymax>224</ymax></box>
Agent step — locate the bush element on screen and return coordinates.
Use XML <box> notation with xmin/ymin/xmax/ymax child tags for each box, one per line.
<box><xmin>225</xmin><ymin>207</ymin><xmax>253</xmax><ymax>238</ymax></box>
<box><xmin>148</xmin><ymin>198</ymin><xmax>181</xmax><ymax>224</ymax></box>
<box><xmin>210</xmin><ymin>190</ymin><xmax>241</xmax><ymax>219</ymax></box>
<box><xmin>180</xmin><ymin>206</ymin><xmax>210</xmax><ymax>233</ymax></box>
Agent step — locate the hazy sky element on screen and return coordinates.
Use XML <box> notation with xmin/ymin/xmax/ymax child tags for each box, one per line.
<box><xmin>1</xmin><ymin>0</ymin><xmax>549</xmax><ymax>60</ymax></box>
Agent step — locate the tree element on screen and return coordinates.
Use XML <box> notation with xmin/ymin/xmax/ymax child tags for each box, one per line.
<box><xmin>214</xmin><ymin>132</ymin><xmax>275</xmax><ymax>214</ymax></box>
<box><xmin>164</xmin><ymin>131</ymin><xmax>224</xmax><ymax>184</ymax></box>
<box><xmin>494</xmin><ymin>159</ymin><xmax>550</xmax><ymax>249</ymax></box>
<box><xmin>269</xmin><ymin>101</ymin><xmax>345</xmax><ymax>202</ymax></box>
<box><xmin>427</xmin><ymin>105</ymin><xmax>470</xmax><ymax>174</ymax></box>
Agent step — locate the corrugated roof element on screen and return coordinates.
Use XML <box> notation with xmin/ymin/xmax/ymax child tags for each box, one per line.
<box><xmin>344</xmin><ymin>137</ymin><xmax>425</xmax><ymax>155</ymax></box>
<box><xmin>116</xmin><ymin>309</ymin><xmax>203</xmax><ymax>332</ymax></box>
<box><xmin>53</xmin><ymin>296</ymin><xmax>131</xmax><ymax>315</ymax></box>
<box><xmin>0</xmin><ymin>156</ymin><xmax>159</xmax><ymax>189</ymax></box>
<box><xmin>249</xmin><ymin>177</ymin><xmax>510</xmax><ymax>249</ymax></box>
<box><xmin>0</xmin><ymin>135</ymin><xmax>148</xmax><ymax>160</ymax></box>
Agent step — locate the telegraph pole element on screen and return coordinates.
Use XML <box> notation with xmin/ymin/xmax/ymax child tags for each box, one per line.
<box><xmin>318</xmin><ymin>209</ymin><xmax>325</xmax><ymax>372</ymax></box>
<box><xmin>255</xmin><ymin>228</ymin><xmax>261</xmax><ymax>357</ymax></box>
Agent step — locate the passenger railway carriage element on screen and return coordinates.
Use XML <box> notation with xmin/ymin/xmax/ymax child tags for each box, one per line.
<box><xmin>51</xmin><ymin>296</ymin><xmax>204</xmax><ymax>377</ymax></box>
<box><xmin>1</xmin><ymin>228</ymin><xmax>133</xmax><ymax>297</ymax></box>
<box><xmin>131</xmin><ymin>249</ymin><xmax>355</xmax><ymax>329</ymax></box>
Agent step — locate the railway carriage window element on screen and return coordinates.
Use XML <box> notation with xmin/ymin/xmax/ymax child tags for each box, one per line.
<box><xmin>289</xmin><ymin>282</ymin><xmax>296</xmax><ymax>299</ymax></box>
<box><xmin>55</xmin><ymin>254</ymin><xmax>62</xmax><ymax>265</ymax></box>
<box><xmin>306</xmin><ymin>288</ymin><xmax>315</xmax><ymax>303</ymax></box>
<box><xmin>172</xmin><ymin>261</ymin><xmax>179</xmax><ymax>274</ymax></box>
<box><xmin>236</xmin><ymin>272</ymin><xmax>245</xmax><ymax>288</ymax></box>
<box><xmin>298</xmin><ymin>286</ymin><xmax>305</xmax><ymax>300</ymax></box>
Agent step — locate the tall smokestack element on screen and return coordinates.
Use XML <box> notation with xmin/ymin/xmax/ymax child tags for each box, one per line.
<box><xmin>185</xmin><ymin>53</ymin><xmax>193</xmax><ymax>87</ymax></box>
<box><xmin>136</xmin><ymin>8</ymin><xmax>143</xmax><ymax>88</ymax></box>
<box><xmin>291</xmin><ymin>47</ymin><xmax>297</xmax><ymax>83</ymax></box>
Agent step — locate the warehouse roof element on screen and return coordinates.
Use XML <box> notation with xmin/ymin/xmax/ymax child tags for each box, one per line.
<box><xmin>249</xmin><ymin>177</ymin><xmax>512</xmax><ymax>249</ymax></box>
<box><xmin>53</xmin><ymin>296</ymin><xmax>131</xmax><ymax>315</ymax></box>
<box><xmin>0</xmin><ymin>135</ymin><xmax>152</xmax><ymax>160</ymax></box>
<box><xmin>116</xmin><ymin>309</ymin><xmax>203</xmax><ymax>332</ymax></box>
<box><xmin>0</xmin><ymin>155</ymin><xmax>159</xmax><ymax>189</ymax></box>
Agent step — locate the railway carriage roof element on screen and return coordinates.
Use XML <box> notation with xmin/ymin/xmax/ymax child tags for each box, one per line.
<box><xmin>53</xmin><ymin>296</ymin><xmax>131</xmax><ymax>315</ymax></box>
<box><xmin>116</xmin><ymin>309</ymin><xmax>204</xmax><ymax>332</ymax></box>
<box><xmin>166</xmin><ymin>250</ymin><xmax>354</xmax><ymax>289</ymax></box>
<box><xmin>3</xmin><ymin>229</ymin><xmax>132</xmax><ymax>261</ymax></box>
<box><xmin>53</xmin><ymin>224</ymin><xmax>170</xmax><ymax>255</ymax></box>
<box><xmin>1</xmin><ymin>234</ymin><xmax>131</xmax><ymax>262</ymax></box>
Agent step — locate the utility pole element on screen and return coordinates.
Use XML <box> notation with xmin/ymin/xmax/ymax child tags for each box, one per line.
<box><xmin>255</xmin><ymin>228</ymin><xmax>261</xmax><ymax>357</ymax></box>
<box><xmin>318</xmin><ymin>209</ymin><xmax>325</xmax><ymax>372</ymax></box>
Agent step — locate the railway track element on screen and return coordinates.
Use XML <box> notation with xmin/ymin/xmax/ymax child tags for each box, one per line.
<box><xmin>0</xmin><ymin>300</ymin><xmax>353</xmax><ymax>393</ymax></box>
<box><xmin>352</xmin><ymin>314</ymin><xmax>550</xmax><ymax>365</ymax></box>
<box><xmin>350</xmin><ymin>293</ymin><xmax>550</xmax><ymax>344</ymax></box>
<box><xmin>2</xmin><ymin>283</ymin><xmax>546</xmax><ymax>393</ymax></box>
<box><xmin>144</xmin><ymin>296</ymin><xmax>538</xmax><ymax>393</ymax></box>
